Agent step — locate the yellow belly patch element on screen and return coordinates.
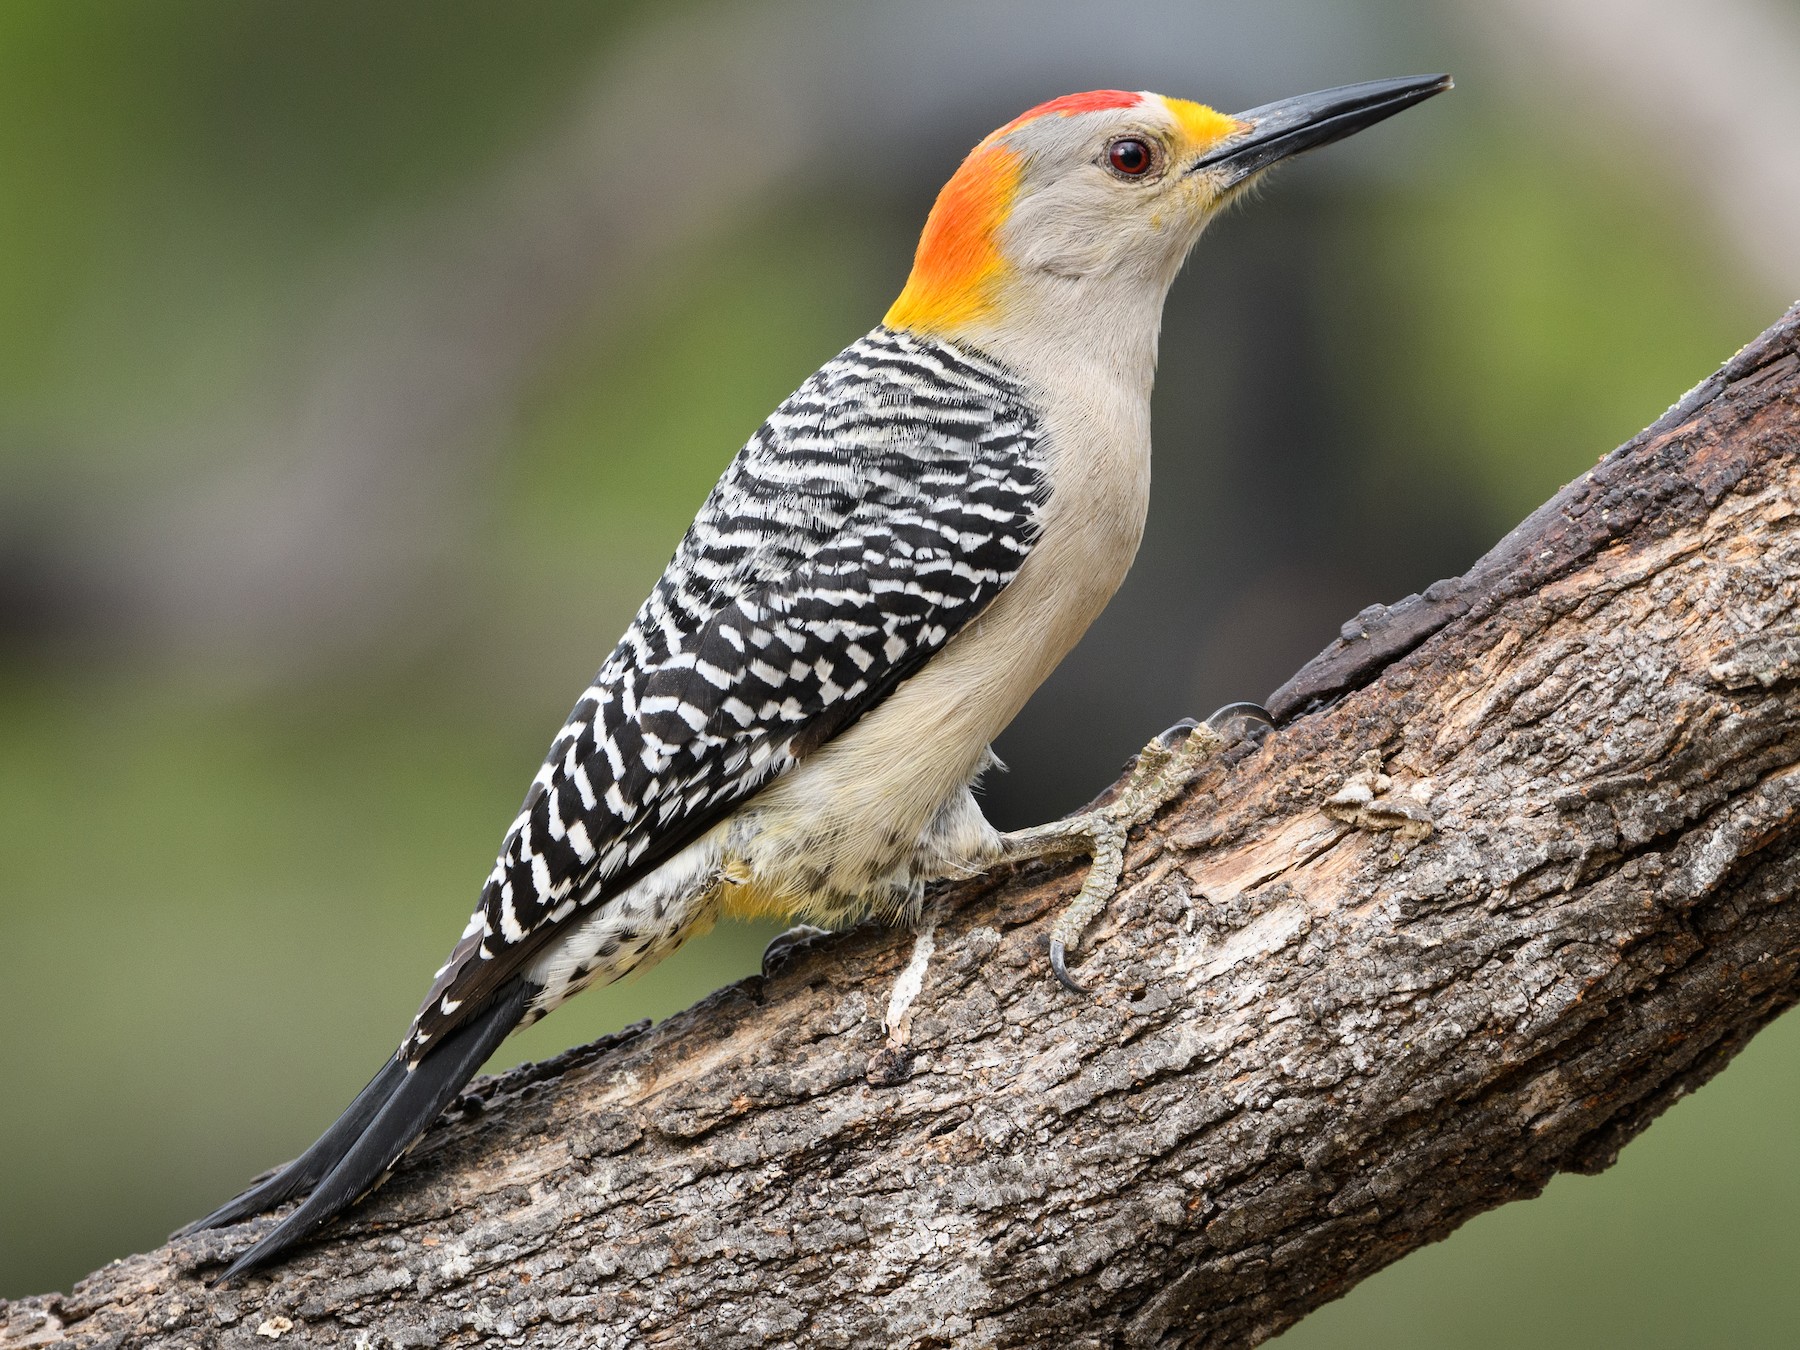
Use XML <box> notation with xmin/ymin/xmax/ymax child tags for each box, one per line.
<box><xmin>718</xmin><ymin>876</ymin><xmax>804</xmax><ymax>922</ymax></box>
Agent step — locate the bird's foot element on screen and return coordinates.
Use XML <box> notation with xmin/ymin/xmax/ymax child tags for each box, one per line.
<box><xmin>760</xmin><ymin>923</ymin><xmax>833</xmax><ymax>978</ymax></box>
<box><xmin>999</xmin><ymin>702</ymin><xmax>1272</xmax><ymax>994</ymax></box>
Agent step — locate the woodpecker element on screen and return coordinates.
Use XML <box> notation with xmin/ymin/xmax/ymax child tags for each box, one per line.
<box><xmin>182</xmin><ymin>73</ymin><xmax>1449</xmax><ymax>1282</ymax></box>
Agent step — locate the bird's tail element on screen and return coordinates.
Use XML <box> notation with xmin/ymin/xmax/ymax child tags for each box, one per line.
<box><xmin>177</xmin><ymin>978</ymin><xmax>530</xmax><ymax>1284</ymax></box>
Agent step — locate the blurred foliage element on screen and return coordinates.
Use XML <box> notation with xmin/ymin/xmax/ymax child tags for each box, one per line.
<box><xmin>0</xmin><ymin>0</ymin><xmax>653</xmax><ymax>476</ymax></box>
<box><xmin>496</xmin><ymin>199</ymin><xmax>906</xmax><ymax>680</ymax></box>
<box><xmin>1329</xmin><ymin>120</ymin><xmax>1765</xmax><ymax>533</ymax></box>
<box><xmin>0</xmin><ymin>2</ymin><xmax>1795</xmax><ymax>1342</ymax></box>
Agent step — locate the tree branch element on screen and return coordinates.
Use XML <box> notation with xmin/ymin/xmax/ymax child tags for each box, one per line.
<box><xmin>7</xmin><ymin>305</ymin><xmax>1799</xmax><ymax>1350</ymax></box>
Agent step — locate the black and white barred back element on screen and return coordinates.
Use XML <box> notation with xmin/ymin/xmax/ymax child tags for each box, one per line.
<box><xmin>403</xmin><ymin>326</ymin><xmax>1047</xmax><ymax>1060</ymax></box>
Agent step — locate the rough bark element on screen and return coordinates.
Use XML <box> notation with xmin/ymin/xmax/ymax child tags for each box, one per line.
<box><xmin>6</xmin><ymin>304</ymin><xmax>1799</xmax><ymax>1350</ymax></box>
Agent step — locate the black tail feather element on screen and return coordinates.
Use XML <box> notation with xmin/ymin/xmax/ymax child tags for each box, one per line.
<box><xmin>198</xmin><ymin>978</ymin><xmax>530</xmax><ymax>1284</ymax></box>
<box><xmin>173</xmin><ymin>1054</ymin><xmax>412</xmax><ymax>1239</ymax></box>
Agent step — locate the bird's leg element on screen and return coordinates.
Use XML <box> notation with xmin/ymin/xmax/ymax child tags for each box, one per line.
<box><xmin>999</xmin><ymin>702</ymin><xmax>1272</xmax><ymax>994</ymax></box>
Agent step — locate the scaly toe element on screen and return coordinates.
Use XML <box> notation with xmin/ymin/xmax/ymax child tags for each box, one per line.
<box><xmin>1003</xmin><ymin>708</ymin><xmax>1261</xmax><ymax>995</ymax></box>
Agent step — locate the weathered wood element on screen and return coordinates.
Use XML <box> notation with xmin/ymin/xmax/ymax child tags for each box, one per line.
<box><xmin>5</xmin><ymin>305</ymin><xmax>1798</xmax><ymax>1350</ymax></box>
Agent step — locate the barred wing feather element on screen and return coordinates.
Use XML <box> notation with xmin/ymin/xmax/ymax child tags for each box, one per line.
<box><xmin>402</xmin><ymin>327</ymin><xmax>1046</xmax><ymax>1057</ymax></box>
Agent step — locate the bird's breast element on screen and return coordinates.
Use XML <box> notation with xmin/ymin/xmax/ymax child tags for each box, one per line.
<box><xmin>723</xmin><ymin>365</ymin><xmax>1154</xmax><ymax>916</ymax></box>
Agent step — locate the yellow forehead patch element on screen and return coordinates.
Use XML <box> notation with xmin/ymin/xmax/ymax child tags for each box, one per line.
<box><xmin>1161</xmin><ymin>96</ymin><xmax>1247</xmax><ymax>157</ymax></box>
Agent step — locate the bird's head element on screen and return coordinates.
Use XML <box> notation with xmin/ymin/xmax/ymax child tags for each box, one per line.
<box><xmin>886</xmin><ymin>75</ymin><xmax>1451</xmax><ymax>352</ymax></box>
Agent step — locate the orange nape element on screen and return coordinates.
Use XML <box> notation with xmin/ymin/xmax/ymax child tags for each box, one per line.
<box><xmin>884</xmin><ymin>139</ymin><xmax>1023</xmax><ymax>337</ymax></box>
<box><xmin>884</xmin><ymin>91</ymin><xmax>1246</xmax><ymax>337</ymax></box>
<box><xmin>886</xmin><ymin>91</ymin><xmax>1144</xmax><ymax>337</ymax></box>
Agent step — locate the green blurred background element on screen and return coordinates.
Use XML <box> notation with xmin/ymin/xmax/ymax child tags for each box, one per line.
<box><xmin>2</xmin><ymin>1</ymin><xmax>1795</xmax><ymax>1342</ymax></box>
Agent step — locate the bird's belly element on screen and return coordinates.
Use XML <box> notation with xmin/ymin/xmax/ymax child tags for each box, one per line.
<box><xmin>720</xmin><ymin>742</ymin><xmax>1001</xmax><ymax>925</ymax></box>
<box><xmin>727</xmin><ymin>428</ymin><xmax>1152</xmax><ymax>920</ymax></box>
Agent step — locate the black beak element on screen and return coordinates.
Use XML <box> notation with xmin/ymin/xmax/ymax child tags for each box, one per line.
<box><xmin>1192</xmin><ymin>74</ymin><xmax>1452</xmax><ymax>184</ymax></box>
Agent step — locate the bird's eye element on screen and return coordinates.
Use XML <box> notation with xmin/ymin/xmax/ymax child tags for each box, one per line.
<box><xmin>1106</xmin><ymin>138</ymin><xmax>1155</xmax><ymax>178</ymax></box>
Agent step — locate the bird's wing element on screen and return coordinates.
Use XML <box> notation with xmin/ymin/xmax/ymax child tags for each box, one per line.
<box><xmin>403</xmin><ymin>326</ymin><xmax>1046</xmax><ymax>1057</ymax></box>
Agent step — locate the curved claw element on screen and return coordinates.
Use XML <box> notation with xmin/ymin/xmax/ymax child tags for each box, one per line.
<box><xmin>761</xmin><ymin>924</ymin><xmax>832</xmax><ymax>978</ymax></box>
<box><xmin>1205</xmin><ymin>700</ymin><xmax>1274</xmax><ymax>735</ymax></box>
<box><xmin>1049</xmin><ymin>938</ymin><xmax>1090</xmax><ymax>996</ymax></box>
<box><xmin>1151</xmin><ymin>717</ymin><xmax>1200</xmax><ymax>750</ymax></box>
